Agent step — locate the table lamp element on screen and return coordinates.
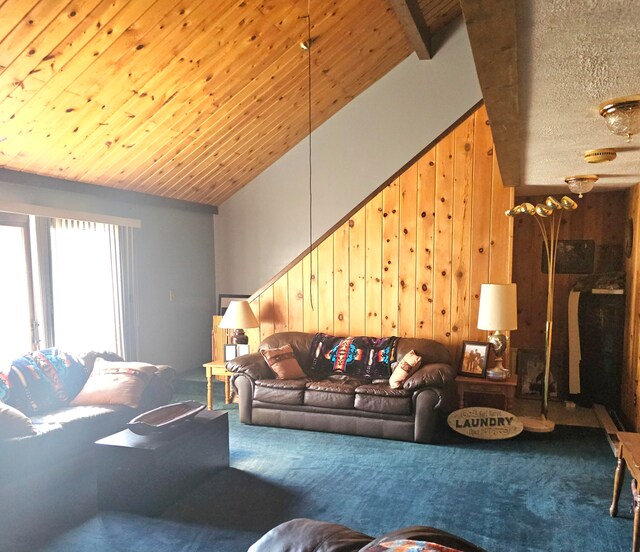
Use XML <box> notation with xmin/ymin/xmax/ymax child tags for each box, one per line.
<box><xmin>218</xmin><ymin>300</ymin><xmax>259</xmax><ymax>345</ymax></box>
<box><xmin>477</xmin><ymin>283</ymin><xmax>518</xmax><ymax>381</ymax></box>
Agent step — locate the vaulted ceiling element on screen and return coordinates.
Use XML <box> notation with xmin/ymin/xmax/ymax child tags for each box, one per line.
<box><xmin>0</xmin><ymin>0</ymin><xmax>461</xmax><ymax>206</ymax></box>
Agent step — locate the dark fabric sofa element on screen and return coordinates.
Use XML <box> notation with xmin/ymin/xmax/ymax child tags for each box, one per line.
<box><xmin>0</xmin><ymin>351</ymin><xmax>175</xmax><ymax>501</ymax></box>
<box><xmin>228</xmin><ymin>332</ymin><xmax>456</xmax><ymax>443</ymax></box>
<box><xmin>249</xmin><ymin>518</ymin><xmax>486</xmax><ymax>552</ymax></box>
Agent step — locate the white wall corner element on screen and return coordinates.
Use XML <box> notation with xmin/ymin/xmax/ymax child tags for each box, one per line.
<box><xmin>214</xmin><ymin>18</ymin><xmax>481</xmax><ymax>295</ymax></box>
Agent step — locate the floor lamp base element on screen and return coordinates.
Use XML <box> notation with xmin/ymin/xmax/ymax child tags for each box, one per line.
<box><xmin>520</xmin><ymin>415</ymin><xmax>555</xmax><ymax>433</ymax></box>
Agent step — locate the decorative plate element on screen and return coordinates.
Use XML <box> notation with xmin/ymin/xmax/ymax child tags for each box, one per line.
<box><xmin>127</xmin><ymin>400</ymin><xmax>206</xmax><ymax>435</ymax></box>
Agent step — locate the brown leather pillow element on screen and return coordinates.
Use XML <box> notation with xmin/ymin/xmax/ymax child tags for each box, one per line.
<box><xmin>0</xmin><ymin>401</ymin><xmax>37</xmax><ymax>439</ymax></box>
<box><xmin>389</xmin><ymin>350</ymin><xmax>422</xmax><ymax>389</ymax></box>
<box><xmin>260</xmin><ymin>344</ymin><xmax>306</xmax><ymax>379</ymax></box>
<box><xmin>70</xmin><ymin>358</ymin><xmax>158</xmax><ymax>408</ymax></box>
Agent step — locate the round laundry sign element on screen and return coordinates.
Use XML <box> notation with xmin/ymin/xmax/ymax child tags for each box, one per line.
<box><xmin>447</xmin><ymin>407</ymin><xmax>523</xmax><ymax>440</ymax></box>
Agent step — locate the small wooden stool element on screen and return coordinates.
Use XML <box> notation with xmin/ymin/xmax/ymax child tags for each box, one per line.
<box><xmin>611</xmin><ymin>432</ymin><xmax>640</xmax><ymax>552</ymax></box>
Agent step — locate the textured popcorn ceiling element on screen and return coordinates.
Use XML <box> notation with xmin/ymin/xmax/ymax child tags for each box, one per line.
<box><xmin>517</xmin><ymin>0</ymin><xmax>640</xmax><ymax>193</ymax></box>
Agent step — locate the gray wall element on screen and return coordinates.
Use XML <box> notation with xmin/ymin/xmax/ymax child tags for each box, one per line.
<box><xmin>0</xmin><ymin>169</ymin><xmax>215</xmax><ymax>374</ymax></box>
<box><xmin>214</xmin><ymin>19</ymin><xmax>482</xmax><ymax>295</ymax></box>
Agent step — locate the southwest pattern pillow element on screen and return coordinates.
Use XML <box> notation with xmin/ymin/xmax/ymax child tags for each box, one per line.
<box><xmin>389</xmin><ymin>350</ymin><xmax>423</xmax><ymax>389</ymax></box>
<box><xmin>260</xmin><ymin>344</ymin><xmax>306</xmax><ymax>379</ymax></box>
<box><xmin>367</xmin><ymin>540</ymin><xmax>464</xmax><ymax>552</ymax></box>
<box><xmin>0</xmin><ymin>348</ymin><xmax>88</xmax><ymax>415</ymax></box>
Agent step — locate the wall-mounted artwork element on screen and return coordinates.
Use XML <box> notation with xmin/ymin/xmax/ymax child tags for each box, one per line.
<box><xmin>541</xmin><ymin>240</ymin><xmax>595</xmax><ymax>274</ymax></box>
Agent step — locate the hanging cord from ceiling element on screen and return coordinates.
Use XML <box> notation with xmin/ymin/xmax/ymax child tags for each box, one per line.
<box><xmin>300</xmin><ymin>0</ymin><xmax>314</xmax><ymax>310</ymax></box>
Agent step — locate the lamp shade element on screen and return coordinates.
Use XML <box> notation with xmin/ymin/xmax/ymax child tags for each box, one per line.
<box><xmin>477</xmin><ymin>283</ymin><xmax>518</xmax><ymax>331</ymax></box>
<box><xmin>219</xmin><ymin>300</ymin><xmax>259</xmax><ymax>329</ymax></box>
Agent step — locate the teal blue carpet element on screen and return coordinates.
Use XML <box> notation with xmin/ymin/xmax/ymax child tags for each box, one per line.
<box><xmin>3</xmin><ymin>394</ymin><xmax>634</xmax><ymax>552</ymax></box>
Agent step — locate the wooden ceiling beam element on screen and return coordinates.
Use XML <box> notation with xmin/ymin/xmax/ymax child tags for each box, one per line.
<box><xmin>460</xmin><ymin>0</ymin><xmax>521</xmax><ymax>187</ymax></box>
<box><xmin>388</xmin><ymin>0</ymin><xmax>432</xmax><ymax>60</ymax></box>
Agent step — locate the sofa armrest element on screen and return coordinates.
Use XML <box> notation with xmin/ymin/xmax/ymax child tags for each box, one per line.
<box><xmin>403</xmin><ymin>362</ymin><xmax>455</xmax><ymax>392</ymax></box>
<box><xmin>226</xmin><ymin>353</ymin><xmax>275</xmax><ymax>381</ymax></box>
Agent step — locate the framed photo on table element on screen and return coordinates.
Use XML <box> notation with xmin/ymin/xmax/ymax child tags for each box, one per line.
<box><xmin>458</xmin><ymin>341</ymin><xmax>490</xmax><ymax>378</ymax></box>
<box><xmin>236</xmin><ymin>343</ymin><xmax>250</xmax><ymax>356</ymax></box>
<box><xmin>224</xmin><ymin>344</ymin><xmax>237</xmax><ymax>362</ymax></box>
<box><xmin>516</xmin><ymin>348</ymin><xmax>565</xmax><ymax>400</ymax></box>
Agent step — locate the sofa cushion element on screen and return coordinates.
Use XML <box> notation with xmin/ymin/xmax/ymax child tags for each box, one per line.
<box><xmin>354</xmin><ymin>383</ymin><xmax>412</xmax><ymax>415</ymax></box>
<box><xmin>304</xmin><ymin>378</ymin><xmax>361</xmax><ymax>409</ymax></box>
<box><xmin>389</xmin><ymin>350</ymin><xmax>422</xmax><ymax>389</ymax></box>
<box><xmin>249</xmin><ymin>518</ymin><xmax>373</xmax><ymax>552</ymax></box>
<box><xmin>260</xmin><ymin>344</ymin><xmax>307</xmax><ymax>379</ymax></box>
<box><xmin>254</xmin><ymin>378</ymin><xmax>308</xmax><ymax>405</ymax></box>
<box><xmin>0</xmin><ymin>402</ymin><xmax>37</xmax><ymax>439</ymax></box>
<box><xmin>70</xmin><ymin>359</ymin><xmax>158</xmax><ymax>408</ymax></box>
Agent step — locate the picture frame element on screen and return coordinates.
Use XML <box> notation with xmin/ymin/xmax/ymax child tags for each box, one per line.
<box><xmin>236</xmin><ymin>343</ymin><xmax>250</xmax><ymax>357</ymax></box>
<box><xmin>224</xmin><ymin>344</ymin><xmax>238</xmax><ymax>362</ymax></box>
<box><xmin>516</xmin><ymin>348</ymin><xmax>566</xmax><ymax>400</ymax></box>
<box><xmin>458</xmin><ymin>341</ymin><xmax>490</xmax><ymax>378</ymax></box>
<box><xmin>541</xmin><ymin>240</ymin><xmax>595</xmax><ymax>274</ymax></box>
<box><xmin>217</xmin><ymin>293</ymin><xmax>250</xmax><ymax>316</ymax></box>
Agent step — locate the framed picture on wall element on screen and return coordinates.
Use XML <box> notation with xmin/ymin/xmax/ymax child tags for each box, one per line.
<box><xmin>516</xmin><ymin>348</ymin><xmax>566</xmax><ymax>400</ymax></box>
<box><xmin>217</xmin><ymin>294</ymin><xmax>250</xmax><ymax>315</ymax></box>
<box><xmin>541</xmin><ymin>240</ymin><xmax>595</xmax><ymax>274</ymax></box>
<box><xmin>458</xmin><ymin>341</ymin><xmax>490</xmax><ymax>378</ymax></box>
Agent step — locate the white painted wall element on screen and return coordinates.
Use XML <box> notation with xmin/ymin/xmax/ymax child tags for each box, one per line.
<box><xmin>214</xmin><ymin>19</ymin><xmax>482</xmax><ymax>295</ymax></box>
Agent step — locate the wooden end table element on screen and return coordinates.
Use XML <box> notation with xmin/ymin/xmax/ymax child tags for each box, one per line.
<box><xmin>455</xmin><ymin>375</ymin><xmax>517</xmax><ymax>410</ymax></box>
<box><xmin>611</xmin><ymin>432</ymin><xmax>640</xmax><ymax>552</ymax></box>
<box><xmin>203</xmin><ymin>361</ymin><xmax>234</xmax><ymax>409</ymax></box>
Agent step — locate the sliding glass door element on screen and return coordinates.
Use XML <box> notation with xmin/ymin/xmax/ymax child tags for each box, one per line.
<box><xmin>0</xmin><ymin>215</ymin><xmax>37</xmax><ymax>365</ymax></box>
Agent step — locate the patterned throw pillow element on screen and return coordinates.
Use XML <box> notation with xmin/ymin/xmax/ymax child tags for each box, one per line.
<box><xmin>70</xmin><ymin>358</ymin><xmax>158</xmax><ymax>408</ymax></box>
<box><xmin>260</xmin><ymin>344</ymin><xmax>306</xmax><ymax>379</ymax></box>
<box><xmin>0</xmin><ymin>401</ymin><xmax>37</xmax><ymax>439</ymax></box>
<box><xmin>389</xmin><ymin>350</ymin><xmax>422</xmax><ymax>389</ymax></box>
<box><xmin>366</xmin><ymin>539</ymin><xmax>464</xmax><ymax>552</ymax></box>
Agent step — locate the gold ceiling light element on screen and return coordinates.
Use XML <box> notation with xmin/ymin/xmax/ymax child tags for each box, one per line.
<box><xmin>564</xmin><ymin>174</ymin><xmax>599</xmax><ymax>198</ymax></box>
<box><xmin>599</xmin><ymin>94</ymin><xmax>640</xmax><ymax>142</ymax></box>
<box><xmin>583</xmin><ymin>148</ymin><xmax>617</xmax><ymax>164</ymax></box>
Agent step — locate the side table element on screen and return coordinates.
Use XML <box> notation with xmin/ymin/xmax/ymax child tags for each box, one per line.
<box><xmin>455</xmin><ymin>375</ymin><xmax>517</xmax><ymax>410</ymax></box>
<box><xmin>203</xmin><ymin>361</ymin><xmax>234</xmax><ymax>409</ymax></box>
<box><xmin>611</xmin><ymin>432</ymin><xmax>640</xmax><ymax>552</ymax></box>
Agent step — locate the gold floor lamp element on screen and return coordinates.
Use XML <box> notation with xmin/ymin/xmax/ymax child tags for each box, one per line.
<box><xmin>506</xmin><ymin>196</ymin><xmax>578</xmax><ymax>432</ymax></box>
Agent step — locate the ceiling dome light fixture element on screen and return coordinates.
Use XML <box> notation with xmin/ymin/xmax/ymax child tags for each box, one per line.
<box><xmin>564</xmin><ymin>174</ymin><xmax>599</xmax><ymax>198</ymax></box>
<box><xmin>583</xmin><ymin>148</ymin><xmax>617</xmax><ymax>163</ymax></box>
<box><xmin>599</xmin><ymin>94</ymin><xmax>640</xmax><ymax>142</ymax></box>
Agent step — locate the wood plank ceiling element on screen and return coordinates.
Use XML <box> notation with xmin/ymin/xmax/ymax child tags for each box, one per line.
<box><xmin>0</xmin><ymin>0</ymin><xmax>461</xmax><ymax>206</ymax></box>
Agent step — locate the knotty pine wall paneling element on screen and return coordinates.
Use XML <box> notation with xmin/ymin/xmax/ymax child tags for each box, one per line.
<box><xmin>248</xmin><ymin>105</ymin><xmax>514</xmax><ymax>360</ymax></box>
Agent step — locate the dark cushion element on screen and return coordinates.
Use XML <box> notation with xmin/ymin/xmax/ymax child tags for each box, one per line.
<box><xmin>249</xmin><ymin>518</ymin><xmax>373</xmax><ymax>552</ymax></box>
<box><xmin>254</xmin><ymin>378</ymin><xmax>308</xmax><ymax>405</ymax></box>
<box><xmin>396</xmin><ymin>339</ymin><xmax>452</xmax><ymax>366</ymax></box>
<box><xmin>304</xmin><ymin>379</ymin><xmax>361</xmax><ymax>409</ymax></box>
<box><xmin>227</xmin><ymin>352</ymin><xmax>276</xmax><ymax>380</ymax></box>
<box><xmin>354</xmin><ymin>383</ymin><xmax>412</xmax><ymax>415</ymax></box>
<box><xmin>403</xmin><ymin>363</ymin><xmax>456</xmax><ymax>392</ymax></box>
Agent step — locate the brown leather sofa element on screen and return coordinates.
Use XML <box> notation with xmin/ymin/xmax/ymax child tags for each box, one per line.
<box><xmin>0</xmin><ymin>352</ymin><xmax>175</xmax><ymax>502</ymax></box>
<box><xmin>249</xmin><ymin>518</ymin><xmax>486</xmax><ymax>552</ymax></box>
<box><xmin>227</xmin><ymin>332</ymin><xmax>456</xmax><ymax>443</ymax></box>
